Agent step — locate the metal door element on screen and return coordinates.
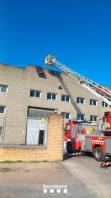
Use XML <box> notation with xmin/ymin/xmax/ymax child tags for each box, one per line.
<box><xmin>26</xmin><ymin>118</ymin><xmax>48</xmax><ymax>145</ymax></box>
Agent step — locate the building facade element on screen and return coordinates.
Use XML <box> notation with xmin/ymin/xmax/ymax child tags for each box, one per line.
<box><xmin>0</xmin><ymin>64</ymin><xmax>110</xmax><ymax>147</ymax></box>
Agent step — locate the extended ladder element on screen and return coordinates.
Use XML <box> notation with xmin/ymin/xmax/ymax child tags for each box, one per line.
<box><xmin>45</xmin><ymin>55</ymin><xmax>111</xmax><ymax>106</ymax></box>
<box><xmin>58</xmin><ymin>74</ymin><xmax>82</xmax><ymax>114</ymax></box>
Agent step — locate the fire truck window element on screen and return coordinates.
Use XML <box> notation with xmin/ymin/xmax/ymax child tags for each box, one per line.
<box><xmin>78</xmin><ymin>125</ymin><xmax>82</xmax><ymax>134</ymax></box>
<box><xmin>65</xmin><ymin>125</ymin><xmax>71</xmax><ymax>131</ymax></box>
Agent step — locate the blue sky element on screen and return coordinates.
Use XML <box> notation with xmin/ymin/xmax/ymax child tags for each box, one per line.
<box><xmin>0</xmin><ymin>0</ymin><xmax>111</xmax><ymax>85</ymax></box>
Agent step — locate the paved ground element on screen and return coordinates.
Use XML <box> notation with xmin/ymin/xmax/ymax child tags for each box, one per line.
<box><xmin>0</xmin><ymin>156</ymin><xmax>111</xmax><ymax>198</ymax></box>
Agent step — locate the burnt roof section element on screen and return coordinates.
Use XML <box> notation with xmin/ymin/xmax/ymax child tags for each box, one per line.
<box><xmin>35</xmin><ymin>66</ymin><xmax>47</xmax><ymax>79</ymax></box>
<box><xmin>48</xmin><ymin>69</ymin><xmax>60</xmax><ymax>77</ymax></box>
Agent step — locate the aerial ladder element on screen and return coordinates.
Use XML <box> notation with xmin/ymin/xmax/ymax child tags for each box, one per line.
<box><xmin>57</xmin><ymin>74</ymin><xmax>82</xmax><ymax>115</ymax></box>
<box><xmin>45</xmin><ymin>55</ymin><xmax>111</xmax><ymax>107</ymax></box>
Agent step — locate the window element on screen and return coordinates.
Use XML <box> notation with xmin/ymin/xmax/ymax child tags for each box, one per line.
<box><xmin>65</xmin><ymin>124</ymin><xmax>71</xmax><ymax>131</ymax></box>
<box><xmin>30</xmin><ymin>90</ymin><xmax>41</xmax><ymax>98</ymax></box>
<box><xmin>0</xmin><ymin>106</ymin><xmax>6</xmax><ymax>114</ymax></box>
<box><xmin>102</xmin><ymin>101</ymin><xmax>108</xmax><ymax>107</ymax></box>
<box><xmin>0</xmin><ymin>84</ymin><xmax>8</xmax><ymax>93</ymax></box>
<box><xmin>61</xmin><ymin>112</ymin><xmax>70</xmax><ymax>120</ymax></box>
<box><xmin>61</xmin><ymin>95</ymin><xmax>70</xmax><ymax>102</ymax></box>
<box><xmin>90</xmin><ymin>115</ymin><xmax>98</xmax><ymax>122</ymax></box>
<box><xmin>47</xmin><ymin>92</ymin><xmax>56</xmax><ymax>100</ymax></box>
<box><xmin>77</xmin><ymin>114</ymin><xmax>84</xmax><ymax>121</ymax></box>
<box><xmin>77</xmin><ymin>97</ymin><xmax>85</xmax><ymax>104</ymax></box>
<box><xmin>90</xmin><ymin>99</ymin><xmax>97</xmax><ymax>106</ymax></box>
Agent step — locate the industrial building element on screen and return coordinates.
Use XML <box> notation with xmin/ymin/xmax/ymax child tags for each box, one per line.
<box><xmin>0</xmin><ymin>63</ymin><xmax>110</xmax><ymax>149</ymax></box>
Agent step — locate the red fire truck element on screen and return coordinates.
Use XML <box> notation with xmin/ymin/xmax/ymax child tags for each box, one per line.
<box><xmin>65</xmin><ymin>111</ymin><xmax>111</xmax><ymax>161</ymax></box>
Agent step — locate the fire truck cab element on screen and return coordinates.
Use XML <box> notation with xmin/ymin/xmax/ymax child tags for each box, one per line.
<box><xmin>65</xmin><ymin>121</ymin><xmax>97</xmax><ymax>152</ymax></box>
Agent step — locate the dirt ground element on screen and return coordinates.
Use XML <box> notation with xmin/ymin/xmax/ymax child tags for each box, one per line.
<box><xmin>0</xmin><ymin>161</ymin><xmax>73</xmax><ymax>198</ymax></box>
<box><xmin>0</xmin><ymin>161</ymin><xmax>72</xmax><ymax>185</ymax></box>
<box><xmin>0</xmin><ymin>157</ymin><xmax>111</xmax><ymax>198</ymax></box>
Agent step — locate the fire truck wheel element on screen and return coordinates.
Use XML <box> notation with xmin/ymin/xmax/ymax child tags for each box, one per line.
<box><xmin>93</xmin><ymin>147</ymin><xmax>105</xmax><ymax>162</ymax></box>
<box><xmin>66</xmin><ymin>141</ymin><xmax>73</xmax><ymax>155</ymax></box>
